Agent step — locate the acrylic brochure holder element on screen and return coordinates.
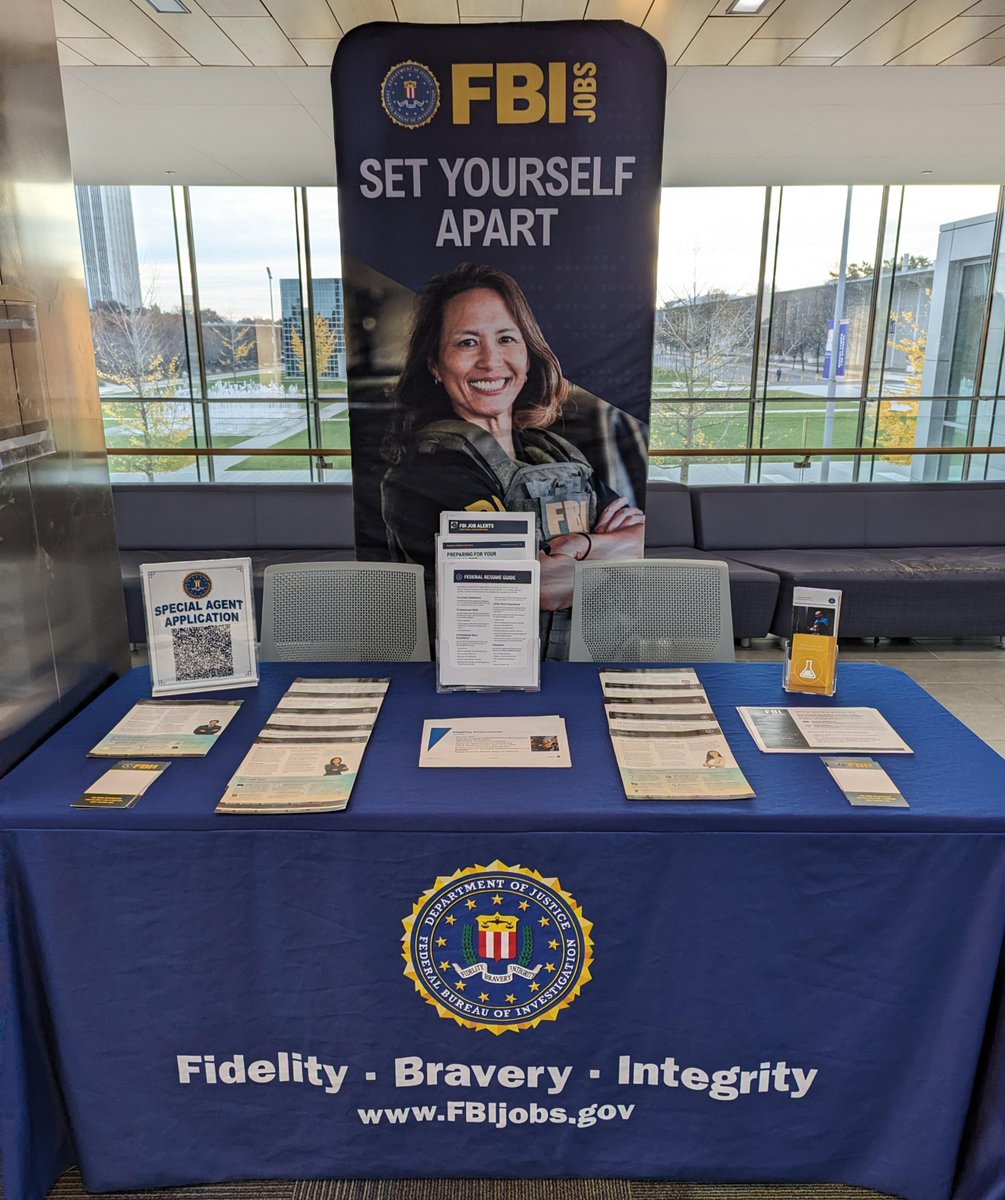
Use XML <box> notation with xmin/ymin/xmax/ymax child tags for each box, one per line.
<box><xmin>784</xmin><ymin>586</ymin><xmax>842</xmax><ymax>697</ymax></box>
<box><xmin>434</xmin><ymin>511</ymin><xmax>541</xmax><ymax>693</ymax></box>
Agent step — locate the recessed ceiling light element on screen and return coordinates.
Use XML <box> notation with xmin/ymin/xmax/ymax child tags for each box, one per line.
<box><xmin>921</xmin><ymin>170</ymin><xmax>933</xmax><ymax>176</ymax></box>
<box><xmin>144</xmin><ymin>0</ymin><xmax>190</xmax><ymax>13</ymax></box>
<box><xmin>727</xmin><ymin>0</ymin><xmax>770</xmax><ymax>12</ymax></box>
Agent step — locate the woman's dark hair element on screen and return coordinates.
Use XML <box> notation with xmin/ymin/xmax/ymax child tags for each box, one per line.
<box><xmin>384</xmin><ymin>262</ymin><xmax>568</xmax><ymax>464</ymax></box>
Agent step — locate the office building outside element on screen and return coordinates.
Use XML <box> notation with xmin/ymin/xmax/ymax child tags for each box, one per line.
<box><xmin>280</xmin><ymin>277</ymin><xmax>345</xmax><ymax>379</ymax></box>
<box><xmin>75</xmin><ymin>185</ymin><xmax>142</xmax><ymax>311</ymax></box>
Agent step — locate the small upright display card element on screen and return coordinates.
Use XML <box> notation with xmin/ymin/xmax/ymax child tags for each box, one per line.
<box><xmin>73</xmin><ymin>760</ymin><xmax>169</xmax><ymax>808</ymax></box>
<box><xmin>89</xmin><ymin>698</ymin><xmax>242</xmax><ymax>757</ymax></box>
<box><xmin>141</xmin><ymin>558</ymin><xmax>258</xmax><ymax>696</ymax></box>
<box><xmin>821</xmin><ymin>756</ymin><xmax>909</xmax><ymax>807</ymax></box>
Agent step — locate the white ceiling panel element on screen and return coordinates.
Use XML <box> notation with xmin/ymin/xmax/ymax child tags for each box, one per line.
<box><xmin>144</xmin><ymin>54</ymin><xmax>201</xmax><ymax>64</ymax></box>
<box><xmin>290</xmin><ymin>37</ymin><xmax>340</xmax><ymax>63</ymax></box>
<box><xmin>962</xmin><ymin>0</ymin><xmax>1005</xmax><ymax>13</ymax></box>
<box><xmin>141</xmin><ymin>5</ymin><xmax>253</xmax><ymax>63</ymax></box>
<box><xmin>66</xmin><ymin>0</ymin><xmax>188</xmax><ymax>57</ymax></box>
<box><xmin>785</xmin><ymin>55</ymin><xmax>839</xmax><ymax>64</ymax></box>
<box><xmin>839</xmin><ymin>0</ymin><xmax>994</xmax><ymax>65</ymax></box>
<box><xmin>197</xmin><ymin>0</ymin><xmax>269</xmax><ymax>15</ymax></box>
<box><xmin>458</xmin><ymin>0</ymin><xmax>523</xmax><ymax>15</ymax></box>
<box><xmin>943</xmin><ymin>34</ymin><xmax>1005</xmax><ymax>61</ymax></box>
<box><xmin>460</xmin><ymin>15</ymin><xmax>521</xmax><ymax>20</ymax></box>
<box><xmin>677</xmin><ymin>16</ymin><xmax>765</xmax><ymax>66</ymax></box>
<box><xmin>57</xmin><ymin>41</ymin><xmax>96</xmax><ymax>65</ymax></box>
<box><xmin>731</xmin><ymin>37</ymin><xmax>802</xmax><ymax>64</ymax></box>
<box><xmin>69</xmin><ymin>64</ymin><xmax>303</xmax><ymax>104</ymax></box>
<box><xmin>326</xmin><ymin>0</ymin><xmax>396</xmax><ymax>32</ymax></box>
<box><xmin>798</xmin><ymin>0</ymin><xmax>914</xmax><ymax>59</ymax></box>
<box><xmin>756</xmin><ymin>0</ymin><xmax>847</xmax><ymax>41</ymax></box>
<box><xmin>583</xmin><ymin>0</ymin><xmax>651</xmax><ymax>20</ymax></box>
<box><xmin>215</xmin><ymin>16</ymin><xmax>305</xmax><ymax>63</ymax></box>
<box><xmin>53</xmin><ymin>1</ymin><xmax>106</xmax><ymax>39</ymax></box>
<box><xmin>394</xmin><ymin>0</ymin><xmax>460</xmax><ymax>19</ymax></box>
<box><xmin>644</xmin><ymin>0</ymin><xmax>718</xmax><ymax>64</ymax></box>
<box><xmin>524</xmin><ymin>1</ymin><xmax>590</xmax><ymax>18</ymax></box>
<box><xmin>890</xmin><ymin>15</ymin><xmax>1005</xmax><ymax>63</ymax></box>
<box><xmin>261</xmin><ymin>0</ymin><xmax>341</xmax><ymax>39</ymax></box>
<box><xmin>60</xmin><ymin>36</ymin><xmax>146</xmax><ymax>64</ymax></box>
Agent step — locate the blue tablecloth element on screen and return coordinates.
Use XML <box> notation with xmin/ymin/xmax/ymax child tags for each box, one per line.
<box><xmin>3</xmin><ymin>662</ymin><xmax>1005</xmax><ymax>1200</ymax></box>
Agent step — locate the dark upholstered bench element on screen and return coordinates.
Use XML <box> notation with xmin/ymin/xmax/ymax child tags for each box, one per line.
<box><xmin>643</xmin><ymin>482</ymin><xmax>780</xmax><ymax>640</ymax></box>
<box><xmin>112</xmin><ymin>481</ymin><xmax>782</xmax><ymax>645</ymax></box>
<box><xmin>690</xmin><ymin>481</ymin><xmax>1005</xmax><ymax>639</ymax></box>
<box><xmin>112</xmin><ymin>484</ymin><xmax>356</xmax><ymax>642</ymax></box>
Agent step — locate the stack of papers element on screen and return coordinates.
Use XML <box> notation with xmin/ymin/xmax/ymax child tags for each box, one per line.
<box><xmin>215</xmin><ymin>678</ymin><xmax>390</xmax><ymax>814</ymax></box>
<box><xmin>435</xmin><ymin>511</ymin><xmax>540</xmax><ymax>691</ymax></box>
<box><xmin>737</xmin><ymin>706</ymin><xmax>912</xmax><ymax>754</ymax></box>
<box><xmin>601</xmin><ymin>669</ymin><xmax>754</xmax><ymax>800</ymax></box>
<box><xmin>419</xmin><ymin>715</ymin><xmax>571</xmax><ymax>768</ymax></box>
<box><xmin>89</xmin><ymin>699</ymin><xmax>243</xmax><ymax>758</ymax></box>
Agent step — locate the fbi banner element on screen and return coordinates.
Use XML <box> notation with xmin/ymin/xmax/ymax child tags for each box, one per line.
<box><xmin>331</xmin><ymin>22</ymin><xmax>666</xmax><ymax>652</ymax></box>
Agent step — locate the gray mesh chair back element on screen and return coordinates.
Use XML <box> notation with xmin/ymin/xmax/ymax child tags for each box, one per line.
<box><xmin>569</xmin><ymin>558</ymin><xmax>735</xmax><ymax>663</ymax></box>
<box><xmin>260</xmin><ymin>562</ymin><xmax>430</xmax><ymax>662</ymax></box>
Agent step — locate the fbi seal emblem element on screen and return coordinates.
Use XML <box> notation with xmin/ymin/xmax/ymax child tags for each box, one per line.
<box><xmin>381</xmin><ymin>61</ymin><xmax>440</xmax><ymax>128</ymax></box>
<box><xmin>182</xmin><ymin>570</ymin><xmax>212</xmax><ymax>600</ymax></box>
<box><xmin>402</xmin><ymin>861</ymin><xmax>593</xmax><ymax>1034</ymax></box>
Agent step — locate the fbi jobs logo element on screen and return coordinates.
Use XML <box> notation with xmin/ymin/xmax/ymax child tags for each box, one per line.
<box><xmin>402</xmin><ymin>862</ymin><xmax>593</xmax><ymax>1034</ymax></box>
<box><xmin>381</xmin><ymin>61</ymin><xmax>440</xmax><ymax>128</ymax></box>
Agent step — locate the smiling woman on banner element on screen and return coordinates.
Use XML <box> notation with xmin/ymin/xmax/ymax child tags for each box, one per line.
<box><xmin>381</xmin><ymin>262</ymin><xmax>645</xmax><ymax>659</ymax></box>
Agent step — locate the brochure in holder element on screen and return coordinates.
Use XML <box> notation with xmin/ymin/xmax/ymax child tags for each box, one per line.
<box><xmin>140</xmin><ymin>558</ymin><xmax>258</xmax><ymax>696</ymax></box>
<box><xmin>435</xmin><ymin>510</ymin><xmax>540</xmax><ymax>692</ymax></box>
<box><xmin>785</xmin><ymin>586</ymin><xmax>842</xmax><ymax>697</ymax></box>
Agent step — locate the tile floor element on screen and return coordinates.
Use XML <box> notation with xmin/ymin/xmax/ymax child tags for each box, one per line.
<box><xmin>737</xmin><ymin>636</ymin><xmax>1005</xmax><ymax>759</ymax></box>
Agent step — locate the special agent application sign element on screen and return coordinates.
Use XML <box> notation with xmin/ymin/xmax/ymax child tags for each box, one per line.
<box><xmin>140</xmin><ymin>558</ymin><xmax>258</xmax><ymax>696</ymax></box>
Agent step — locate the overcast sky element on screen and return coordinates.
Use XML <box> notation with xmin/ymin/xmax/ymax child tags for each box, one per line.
<box><xmin>129</xmin><ymin>183</ymin><xmax>1002</xmax><ymax>319</ymax></box>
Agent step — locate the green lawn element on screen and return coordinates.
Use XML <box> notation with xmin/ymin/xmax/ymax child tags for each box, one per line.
<box><xmin>224</xmin><ymin>418</ymin><xmax>351</xmax><ymax>472</ymax></box>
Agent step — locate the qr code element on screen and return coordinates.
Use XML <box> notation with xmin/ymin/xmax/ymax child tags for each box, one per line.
<box><xmin>172</xmin><ymin>626</ymin><xmax>234</xmax><ymax>680</ymax></box>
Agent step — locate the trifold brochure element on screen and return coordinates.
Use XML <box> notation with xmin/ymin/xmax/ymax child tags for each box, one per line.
<box><xmin>419</xmin><ymin>715</ymin><xmax>571</xmax><ymax>768</ymax></box>
<box><xmin>436</xmin><ymin>510</ymin><xmax>540</xmax><ymax>691</ymax></box>
<box><xmin>88</xmin><ymin>699</ymin><xmax>242</xmax><ymax>758</ymax></box>
<box><xmin>737</xmin><ymin>706</ymin><xmax>912</xmax><ymax>754</ymax></box>
<box><xmin>215</xmin><ymin>678</ymin><xmax>390</xmax><ymax>814</ymax></box>
<box><xmin>601</xmin><ymin>669</ymin><xmax>754</xmax><ymax>800</ymax></box>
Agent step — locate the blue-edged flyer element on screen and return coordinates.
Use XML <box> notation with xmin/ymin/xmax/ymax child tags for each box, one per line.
<box><xmin>140</xmin><ymin>557</ymin><xmax>258</xmax><ymax>696</ymax></box>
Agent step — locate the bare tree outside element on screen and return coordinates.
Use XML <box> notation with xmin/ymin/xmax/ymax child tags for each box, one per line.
<box><xmin>651</xmin><ymin>276</ymin><xmax>755</xmax><ymax>482</ymax></box>
<box><xmin>92</xmin><ymin>296</ymin><xmax>191</xmax><ymax>482</ymax></box>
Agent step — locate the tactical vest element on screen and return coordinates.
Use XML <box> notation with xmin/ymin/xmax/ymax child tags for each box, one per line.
<box><xmin>416</xmin><ymin>420</ymin><xmax>598</xmax><ymax>543</ymax></box>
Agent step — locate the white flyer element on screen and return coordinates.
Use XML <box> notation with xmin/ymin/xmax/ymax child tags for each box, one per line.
<box><xmin>436</xmin><ymin>558</ymin><xmax>540</xmax><ymax>690</ymax></box>
<box><xmin>89</xmin><ymin>698</ymin><xmax>242</xmax><ymax>757</ymax></box>
<box><xmin>140</xmin><ymin>558</ymin><xmax>257</xmax><ymax>696</ymax></box>
<box><xmin>419</xmin><ymin>716</ymin><xmax>570</xmax><ymax>768</ymax></box>
<box><xmin>737</xmin><ymin>706</ymin><xmax>913</xmax><ymax>754</ymax></box>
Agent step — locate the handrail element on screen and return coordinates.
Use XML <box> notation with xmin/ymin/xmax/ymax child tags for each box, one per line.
<box><xmin>106</xmin><ymin>445</ymin><xmax>1005</xmax><ymax>459</ymax></box>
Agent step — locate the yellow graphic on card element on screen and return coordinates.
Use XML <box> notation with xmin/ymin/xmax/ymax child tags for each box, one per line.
<box><xmin>789</xmin><ymin>633</ymin><xmax>837</xmax><ymax>695</ymax></box>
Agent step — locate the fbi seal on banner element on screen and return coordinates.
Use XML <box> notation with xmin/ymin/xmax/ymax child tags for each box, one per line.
<box><xmin>402</xmin><ymin>861</ymin><xmax>593</xmax><ymax>1034</ymax></box>
<box><xmin>381</xmin><ymin>61</ymin><xmax>440</xmax><ymax>128</ymax></box>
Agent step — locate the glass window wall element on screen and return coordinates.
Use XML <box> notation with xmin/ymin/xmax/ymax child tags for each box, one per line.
<box><xmin>79</xmin><ymin>183</ymin><xmax>1005</xmax><ymax>486</ymax></box>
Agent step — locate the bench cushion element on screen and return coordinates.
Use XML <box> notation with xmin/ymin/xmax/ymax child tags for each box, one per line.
<box><xmin>727</xmin><ymin>546</ymin><xmax>1005</xmax><ymax>637</ymax></box>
